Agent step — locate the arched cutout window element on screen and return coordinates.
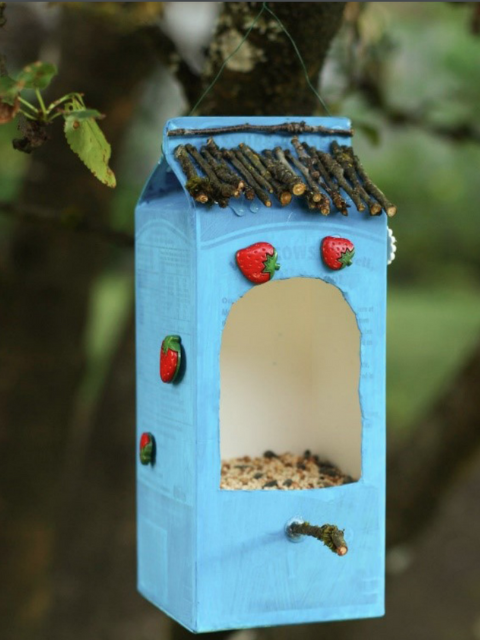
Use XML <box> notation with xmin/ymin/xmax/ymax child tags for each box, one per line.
<box><xmin>220</xmin><ymin>277</ymin><xmax>361</xmax><ymax>490</ymax></box>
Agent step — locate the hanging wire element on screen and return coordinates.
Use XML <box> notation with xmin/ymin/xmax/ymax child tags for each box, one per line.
<box><xmin>188</xmin><ymin>3</ymin><xmax>266</xmax><ymax>115</ymax></box>
<box><xmin>262</xmin><ymin>3</ymin><xmax>331</xmax><ymax>116</ymax></box>
<box><xmin>188</xmin><ymin>2</ymin><xmax>331</xmax><ymax>116</ymax></box>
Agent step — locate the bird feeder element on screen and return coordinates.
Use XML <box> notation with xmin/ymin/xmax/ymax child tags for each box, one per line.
<box><xmin>135</xmin><ymin>116</ymin><xmax>393</xmax><ymax>632</ymax></box>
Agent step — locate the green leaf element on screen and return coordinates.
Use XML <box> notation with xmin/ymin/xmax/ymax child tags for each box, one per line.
<box><xmin>64</xmin><ymin>99</ymin><xmax>116</xmax><ymax>188</ymax></box>
<box><xmin>16</xmin><ymin>61</ymin><xmax>57</xmax><ymax>90</ymax></box>
<box><xmin>0</xmin><ymin>76</ymin><xmax>20</xmax><ymax>105</ymax></box>
<box><xmin>64</xmin><ymin>108</ymin><xmax>104</xmax><ymax>121</ymax></box>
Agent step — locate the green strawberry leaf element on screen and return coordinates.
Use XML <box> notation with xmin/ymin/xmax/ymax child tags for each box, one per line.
<box><xmin>162</xmin><ymin>335</ymin><xmax>181</xmax><ymax>354</ymax></box>
<box><xmin>262</xmin><ymin>250</ymin><xmax>280</xmax><ymax>278</ymax></box>
<box><xmin>64</xmin><ymin>98</ymin><xmax>116</xmax><ymax>188</ymax></box>
<box><xmin>139</xmin><ymin>442</ymin><xmax>154</xmax><ymax>465</ymax></box>
<box><xmin>16</xmin><ymin>61</ymin><xmax>57</xmax><ymax>90</ymax></box>
<box><xmin>338</xmin><ymin>248</ymin><xmax>355</xmax><ymax>268</ymax></box>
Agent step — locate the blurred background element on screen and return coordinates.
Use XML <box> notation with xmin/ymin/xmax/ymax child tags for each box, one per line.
<box><xmin>1</xmin><ymin>2</ymin><xmax>480</xmax><ymax>640</ymax></box>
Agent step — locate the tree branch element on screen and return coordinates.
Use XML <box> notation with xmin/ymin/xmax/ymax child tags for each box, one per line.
<box><xmin>387</xmin><ymin>334</ymin><xmax>480</xmax><ymax>547</ymax></box>
<box><xmin>0</xmin><ymin>200</ymin><xmax>134</xmax><ymax>248</ymax></box>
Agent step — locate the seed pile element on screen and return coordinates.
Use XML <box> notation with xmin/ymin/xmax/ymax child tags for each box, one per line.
<box><xmin>174</xmin><ymin>136</ymin><xmax>396</xmax><ymax>217</ymax></box>
<box><xmin>220</xmin><ymin>450</ymin><xmax>356</xmax><ymax>491</ymax></box>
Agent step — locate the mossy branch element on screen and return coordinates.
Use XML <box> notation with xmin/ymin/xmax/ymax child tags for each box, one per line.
<box><xmin>167</xmin><ymin>121</ymin><xmax>353</xmax><ymax>138</ymax></box>
<box><xmin>287</xmin><ymin>522</ymin><xmax>348</xmax><ymax>556</ymax></box>
<box><xmin>174</xmin><ymin>145</ymin><xmax>210</xmax><ymax>203</ymax></box>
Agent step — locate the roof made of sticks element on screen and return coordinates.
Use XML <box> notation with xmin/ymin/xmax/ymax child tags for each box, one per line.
<box><xmin>169</xmin><ymin>122</ymin><xmax>396</xmax><ymax>218</ymax></box>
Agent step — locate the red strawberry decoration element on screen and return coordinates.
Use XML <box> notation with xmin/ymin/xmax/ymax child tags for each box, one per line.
<box><xmin>160</xmin><ymin>335</ymin><xmax>182</xmax><ymax>383</ymax></box>
<box><xmin>139</xmin><ymin>432</ymin><xmax>154</xmax><ymax>465</ymax></box>
<box><xmin>321</xmin><ymin>236</ymin><xmax>355</xmax><ymax>271</ymax></box>
<box><xmin>236</xmin><ymin>242</ymin><xmax>280</xmax><ymax>285</ymax></box>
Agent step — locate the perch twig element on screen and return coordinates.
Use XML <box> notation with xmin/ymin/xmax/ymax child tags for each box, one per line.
<box><xmin>167</xmin><ymin>121</ymin><xmax>353</xmax><ymax>138</ymax></box>
<box><xmin>288</xmin><ymin>522</ymin><xmax>348</xmax><ymax>556</ymax></box>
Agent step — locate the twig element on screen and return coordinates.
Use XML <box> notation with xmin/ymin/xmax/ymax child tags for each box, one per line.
<box><xmin>262</xmin><ymin>150</ymin><xmax>305</xmax><ymax>197</ymax></box>
<box><xmin>167</xmin><ymin>121</ymin><xmax>353</xmax><ymax>138</ymax></box>
<box><xmin>200</xmin><ymin>146</ymin><xmax>241</xmax><ymax>196</ymax></box>
<box><xmin>287</xmin><ymin>521</ymin><xmax>348</xmax><ymax>556</ymax></box>
<box><xmin>316</xmin><ymin>148</ymin><xmax>366</xmax><ymax>212</ymax></box>
<box><xmin>331</xmin><ymin>141</ymin><xmax>382</xmax><ymax>215</ymax></box>
<box><xmin>206</xmin><ymin>138</ymin><xmax>245</xmax><ymax>191</ymax></box>
<box><xmin>273</xmin><ymin>147</ymin><xmax>307</xmax><ymax>196</ymax></box>
<box><xmin>291</xmin><ymin>137</ymin><xmax>320</xmax><ymax>179</ymax></box>
<box><xmin>238</xmin><ymin>143</ymin><xmax>291</xmax><ymax>205</ymax></box>
<box><xmin>302</xmin><ymin>142</ymin><xmax>349</xmax><ymax>215</ymax></box>
<box><xmin>185</xmin><ymin>143</ymin><xmax>236</xmax><ymax>206</ymax></box>
<box><xmin>0</xmin><ymin>200</ymin><xmax>134</xmax><ymax>248</ymax></box>
<box><xmin>233</xmin><ymin>149</ymin><xmax>274</xmax><ymax>194</ymax></box>
<box><xmin>174</xmin><ymin>145</ymin><xmax>210</xmax><ymax>203</ymax></box>
<box><xmin>284</xmin><ymin>149</ymin><xmax>330</xmax><ymax>214</ymax></box>
<box><xmin>222</xmin><ymin>149</ymin><xmax>272</xmax><ymax>207</ymax></box>
<box><xmin>341</xmin><ymin>145</ymin><xmax>397</xmax><ymax>217</ymax></box>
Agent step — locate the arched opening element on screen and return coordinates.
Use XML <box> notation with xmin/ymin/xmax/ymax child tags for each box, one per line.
<box><xmin>219</xmin><ymin>277</ymin><xmax>361</xmax><ymax>490</ymax></box>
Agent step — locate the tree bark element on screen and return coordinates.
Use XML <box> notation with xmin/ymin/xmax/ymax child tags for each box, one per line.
<box><xmin>0</xmin><ymin>9</ymin><xmax>156</xmax><ymax>640</ymax></box>
<box><xmin>387</xmin><ymin>335</ymin><xmax>480</xmax><ymax>547</ymax></box>
<box><xmin>199</xmin><ymin>2</ymin><xmax>346</xmax><ymax>116</ymax></box>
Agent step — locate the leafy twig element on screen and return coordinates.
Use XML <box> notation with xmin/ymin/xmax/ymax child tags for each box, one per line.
<box><xmin>0</xmin><ymin>61</ymin><xmax>116</xmax><ymax>187</ymax></box>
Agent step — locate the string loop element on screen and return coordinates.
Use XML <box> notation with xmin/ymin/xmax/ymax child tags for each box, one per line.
<box><xmin>189</xmin><ymin>2</ymin><xmax>331</xmax><ymax>116</ymax></box>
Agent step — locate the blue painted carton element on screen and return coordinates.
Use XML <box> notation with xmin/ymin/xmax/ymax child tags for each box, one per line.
<box><xmin>135</xmin><ymin>117</ymin><xmax>387</xmax><ymax>632</ymax></box>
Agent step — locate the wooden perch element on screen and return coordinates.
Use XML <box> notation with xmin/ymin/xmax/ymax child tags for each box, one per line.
<box><xmin>167</xmin><ymin>120</ymin><xmax>353</xmax><ymax>138</ymax></box>
<box><xmin>341</xmin><ymin>145</ymin><xmax>397</xmax><ymax>217</ymax></box>
<box><xmin>287</xmin><ymin>522</ymin><xmax>348</xmax><ymax>556</ymax></box>
<box><xmin>173</xmin><ymin>145</ymin><xmax>210</xmax><ymax>204</ymax></box>
<box><xmin>331</xmin><ymin>141</ymin><xmax>382</xmax><ymax>216</ymax></box>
